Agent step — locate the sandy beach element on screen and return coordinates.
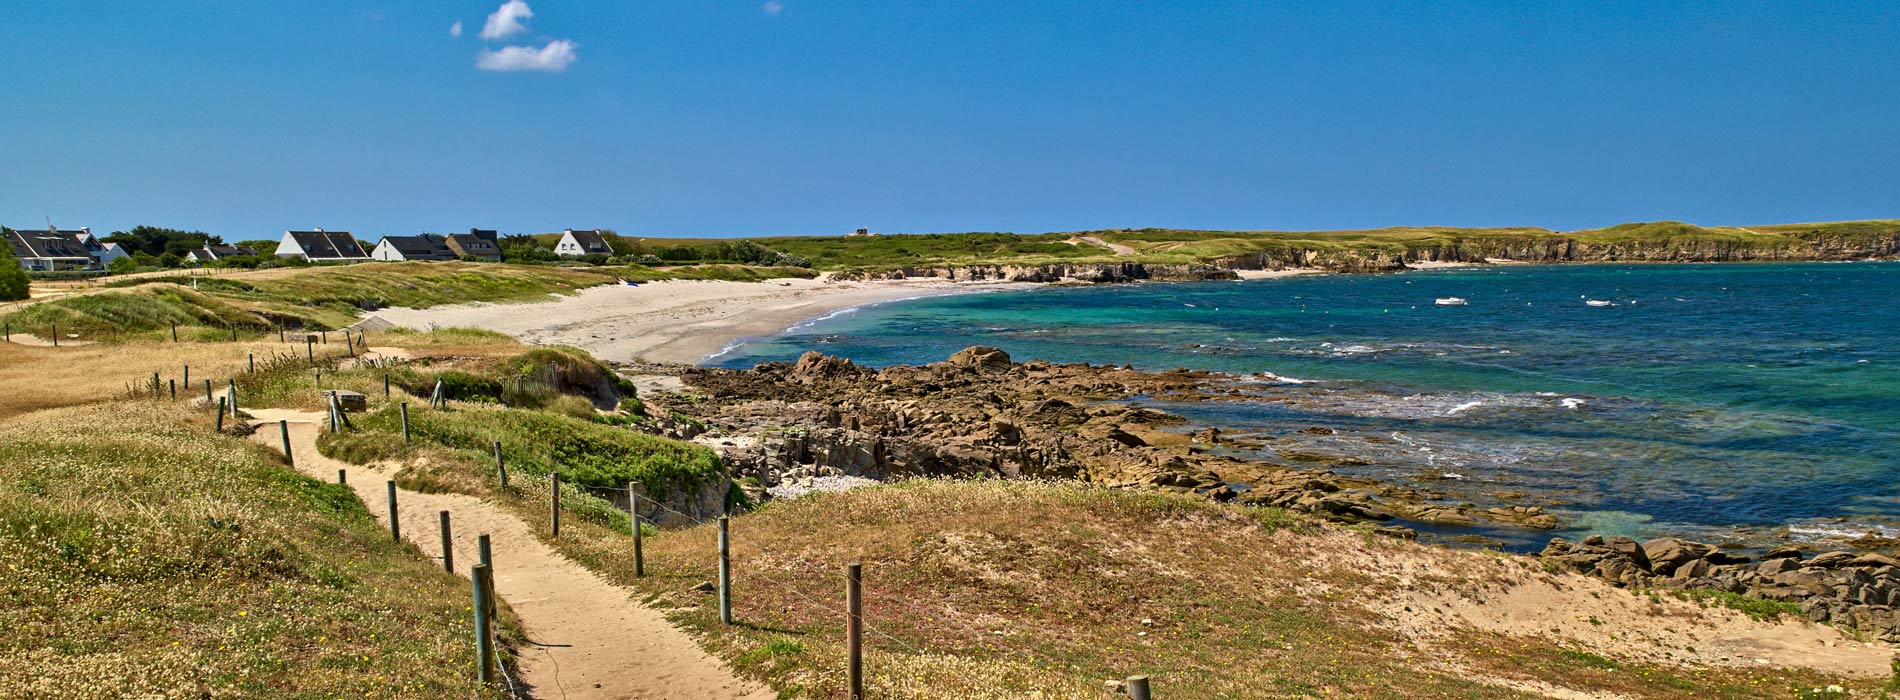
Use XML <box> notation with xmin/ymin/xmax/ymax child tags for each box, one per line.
<box><xmin>372</xmin><ymin>275</ymin><xmax>1032</xmax><ymax>365</ymax></box>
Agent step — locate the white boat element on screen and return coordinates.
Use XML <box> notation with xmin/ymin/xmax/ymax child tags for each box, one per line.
<box><xmin>1585</xmin><ymin>299</ymin><xmax>1615</xmax><ymax>307</ymax></box>
<box><xmin>1434</xmin><ymin>297</ymin><xmax>1468</xmax><ymax>306</ymax></box>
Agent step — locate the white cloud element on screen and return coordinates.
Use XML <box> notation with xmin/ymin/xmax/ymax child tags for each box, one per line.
<box><xmin>475</xmin><ymin>40</ymin><xmax>578</xmax><ymax>72</ymax></box>
<box><xmin>450</xmin><ymin>20</ymin><xmax>463</xmax><ymax>37</ymax></box>
<box><xmin>763</xmin><ymin>1</ymin><xmax>784</xmax><ymax>15</ymax></box>
<box><xmin>480</xmin><ymin>0</ymin><xmax>534</xmax><ymax>40</ymax></box>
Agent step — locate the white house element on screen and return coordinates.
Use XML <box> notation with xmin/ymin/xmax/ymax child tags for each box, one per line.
<box><xmin>554</xmin><ymin>229</ymin><xmax>611</xmax><ymax>257</ymax></box>
<box><xmin>5</xmin><ymin>227</ymin><xmax>96</xmax><ymax>271</ymax></box>
<box><xmin>371</xmin><ymin>235</ymin><xmax>457</xmax><ymax>262</ymax></box>
<box><xmin>184</xmin><ymin>245</ymin><xmax>257</xmax><ymax>264</ymax></box>
<box><xmin>96</xmin><ymin>242</ymin><xmax>131</xmax><ymax>266</ymax></box>
<box><xmin>276</xmin><ymin>229</ymin><xmax>369</xmax><ymax>262</ymax></box>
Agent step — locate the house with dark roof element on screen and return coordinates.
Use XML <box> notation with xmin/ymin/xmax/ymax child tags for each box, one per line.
<box><xmin>370</xmin><ymin>235</ymin><xmax>457</xmax><ymax>262</ymax></box>
<box><xmin>554</xmin><ymin>228</ymin><xmax>612</xmax><ymax>257</ymax></box>
<box><xmin>276</xmin><ymin>229</ymin><xmax>369</xmax><ymax>262</ymax></box>
<box><xmin>443</xmin><ymin>228</ymin><xmax>503</xmax><ymax>261</ymax></box>
<box><xmin>5</xmin><ymin>227</ymin><xmax>98</xmax><ymax>271</ymax></box>
<box><xmin>184</xmin><ymin>245</ymin><xmax>258</xmax><ymax>263</ymax></box>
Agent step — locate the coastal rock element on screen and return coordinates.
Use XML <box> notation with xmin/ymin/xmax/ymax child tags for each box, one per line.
<box><xmin>946</xmin><ymin>346</ymin><xmax>1013</xmax><ymax>373</ymax></box>
<box><xmin>1641</xmin><ymin>537</ymin><xmax>1715</xmax><ymax>575</ymax></box>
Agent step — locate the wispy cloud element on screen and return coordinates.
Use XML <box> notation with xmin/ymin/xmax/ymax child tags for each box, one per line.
<box><xmin>480</xmin><ymin>0</ymin><xmax>534</xmax><ymax>40</ymax></box>
<box><xmin>450</xmin><ymin>20</ymin><xmax>463</xmax><ymax>37</ymax></box>
<box><xmin>476</xmin><ymin>39</ymin><xmax>578</xmax><ymax>72</ymax></box>
<box><xmin>763</xmin><ymin>1</ymin><xmax>784</xmax><ymax>15</ymax></box>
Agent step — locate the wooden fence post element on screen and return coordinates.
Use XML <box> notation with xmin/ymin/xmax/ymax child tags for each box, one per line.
<box><xmin>847</xmin><ymin>562</ymin><xmax>863</xmax><ymax>700</ymax></box>
<box><xmin>718</xmin><ymin>516</ymin><xmax>732</xmax><ymax>625</ymax></box>
<box><xmin>338</xmin><ymin>469</ymin><xmax>346</xmax><ymax>484</ymax></box>
<box><xmin>50</xmin><ymin>323</ymin><xmax>57</xmax><ymax>347</ymax></box>
<box><xmin>478</xmin><ymin>534</ymin><xmax>493</xmax><ymax>576</ymax></box>
<box><xmin>321</xmin><ymin>330</ymin><xmax>328</xmax><ymax>345</ymax></box>
<box><xmin>383</xmin><ymin>373</ymin><xmax>390</xmax><ymax>397</ymax></box>
<box><xmin>1125</xmin><ymin>675</ymin><xmax>1151</xmax><ymax>700</ymax></box>
<box><xmin>168</xmin><ymin>379</ymin><xmax>176</xmax><ymax>400</ymax></box>
<box><xmin>494</xmin><ymin>441</ymin><xmax>508</xmax><ymax>488</ymax></box>
<box><xmin>439</xmin><ymin>510</ymin><xmax>454</xmax><ymax>573</ymax></box>
<box><xmin>400</xmin><ymin>403</ymin><xmax>410</xmax><ymax>444</ymax></box>
<box><xmin>227</xmin><ymin>380</ymin><xmax>238</xmax><ymax>419</ymax></box>
<box><xmin>471</xmin><ymin>564</ymin><xmax>496</xmax><ymax>685</ymax></box>
<box><xmin>279</xmin><ymin>326</ymin><xmax>285</xmax><ymax>342</ymax></box>
<box><xmin>183</xmin><ymin>364</ymin><xmax>189</xmax><ymax>387</ymax></box>
<box><xmin>215</xmin><ymin>399</ymin><xmax>226</xmax><ymax>432</ymax></box>
<box><xmin>305</xmin><ymin>340</ymin><xmax>313</xmax><ymax>362</ymax></box>
<box><xmin>231</xmin><ymin>326</ymin><xmax>237</xmax><ymax>342</ymax></box>
<box><xmin>629</xmin><ymin>487</ymin><xmax>644</xmax><ymax>577</ymax></box>
<box><xmin>387</xmin><ymin>480</ymin><xmax>400</xmax><ymax>541</ymax></box>
<box><xmin>549</xmin><ymin>473</ymin><xmax>561</xmax><ymax>538</ymax></box>
<box><xmin>279</xmin><ymin>420</ymin><xmax>293</xmax><ymax>466</ymax></box>
<box><xmin>170</xmin><ymin>323</ymin><xmax>178</xmax><ymax>342</ymax></box>
<box><xmin>204</xmin><ymin>379</ymin><xmax>212</xmax><ymax>402</ymax></box>
<box><xmin>4</xmin><ymin>322</ymin><xmax>8</xmax><ymax>341</ymax></box>
<box><xmin>248</xmin><ymin>353</ymin><xmax>255</xmax><ymax>373</ymax></box>
<box><xmin>151</xmin><ymin>372</ymin><xmax>160</xmax><ymax>397</ymax></box>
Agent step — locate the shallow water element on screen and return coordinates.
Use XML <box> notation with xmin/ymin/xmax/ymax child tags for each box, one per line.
<box><xmin>716</xmin><ymin>262</ymin><xmax>1900</xmax><ymax>549</ymax></box>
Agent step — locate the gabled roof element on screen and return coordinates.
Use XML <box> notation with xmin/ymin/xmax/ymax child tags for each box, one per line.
<box><xmin>285</xmin><ymin>230</ymin><xmax>368</xmax><ymax>259</ymax></box>
<box><xmin>563</xmin><ymin>229</ymin><xmax>611</xmax><ymax>254</ymax></box>
<box><xmin>378</xmin><ymin>235</ymin><xmax>457</xmax><ymax>260</ymax></box>
<box><xmin>444</xmin><ymin>232</ymin><xmax>502</xmax><ymax>257</ymax></box>
<box><xmin>192</xmin><ymin>245</ymin><xmax>256</xmax><ymax>259</ymax></box>
<box><xmin>5</xmin><ymin>228</ymin><xmax>95</xmax><ymax>260</ymax></box>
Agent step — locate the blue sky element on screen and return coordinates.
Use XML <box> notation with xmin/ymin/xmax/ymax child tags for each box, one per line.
<box><xmin>2</xmin><ymin>1</ymin><xmax>1896</xmax><ymax>241</ymax></box>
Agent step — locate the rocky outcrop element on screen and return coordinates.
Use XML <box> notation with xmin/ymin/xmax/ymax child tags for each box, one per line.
<box><xmin>1541</xmin><ymin>535</ymin><xmax>1900</xmax><ymax>642</ymax></box>
<box><xmin>672</xmin><ymin>348</ymin><xmax>1557</xmax><ymax>532</ymax></box>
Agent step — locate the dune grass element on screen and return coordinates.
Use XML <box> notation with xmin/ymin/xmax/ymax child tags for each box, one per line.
<box><xmin>4</xmin><ymin>262</ymin><xmax>617</xmax><ymax>339</ymax></box>
<box><xmin>0</xmin><ymin>401</ymin><xmax>518</xmax><ymax>698</ymax></box>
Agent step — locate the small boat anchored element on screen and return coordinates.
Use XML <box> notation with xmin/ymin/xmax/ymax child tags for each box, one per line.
<box><xmin>1585</xmin><ymin>299</ymin><xmax>1616</xmax><ymax>307</ymax></box>
<box><xmin>1434</xmin><ymin>297</ymin><xmax>1468</xmax><ymax>306</ymax></box>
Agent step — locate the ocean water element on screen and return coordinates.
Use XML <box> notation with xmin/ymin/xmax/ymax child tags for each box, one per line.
<box><xmin>714</xmin><ymin>262</ymin><xmax>1900</xmax><ymax>550</ymax></box>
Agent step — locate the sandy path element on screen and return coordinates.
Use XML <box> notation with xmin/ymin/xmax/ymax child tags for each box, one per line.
<box><xmin>247</xmin><ymin>409</ymin><xmax>772</xmax><ymax>700</ymax></box>
<box><xmin>372</xmin><ymin>277</ymin><xmax>1026</xmax><ymax>365</ymax></box>
<box><xmin>1075</xmin><ymin>235</ymin><xmax>1135</xmax><ymax>256</ymax></box>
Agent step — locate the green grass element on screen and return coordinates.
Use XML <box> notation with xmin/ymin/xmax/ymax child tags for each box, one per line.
<box><xmin>0</xmin><ymin>401</ymin><xmax>518</xmax><ymax>697</ymax></box>
<box><xmin>5</xmin><ymin>262</ymin><xmax>618</xmax><ymax>339</ymax></box>
<box><xmin>326</xmin><ymin>402</ymin><xmax>722</xmax><ymax>494</ymax></box>
<box><xmin>754</xmin><ymin>232</ymin><xmax>1116</xmax><ymax>270</ymax></box>
<box><xmin>1671</xmin><ymin>589</ymin><xmax>1804</xmax><ymax>621</ymax></box>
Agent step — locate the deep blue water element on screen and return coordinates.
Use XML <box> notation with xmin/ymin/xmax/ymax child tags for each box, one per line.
<box><xmin>714</xmin><ymin>262</ymin><xmax>1900</xmax><ymax>548</ymax></box>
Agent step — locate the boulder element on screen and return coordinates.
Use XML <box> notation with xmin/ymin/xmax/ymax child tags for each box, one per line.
<box><xmin>1605</xmin><ymin>536</ymin><xmax>1652</xmax><ymax>572</ymax></box>
<box><xmin>1641</xmin><ymin>537</ymin><xmax>1715</xmax><ymax>575</ymax></box>
<box><xmin>1848</xmin><ymin>553</ymin><xmax>1900</xmax><ymax>569</ymax></box>
<box><xmin>947</xmin><ymin>346</ymin><xmax>1013</xmax><ymax>373</ymax></box>
<box><xmin>1807</xmin><ymin>551</ymin><xmax>1858</xmax><ymax>569</ymax></box>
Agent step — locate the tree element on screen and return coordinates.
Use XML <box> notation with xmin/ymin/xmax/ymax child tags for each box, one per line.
<box><xmin>0</xmin><ymin>235</ymin><xmax>28</xmax><ymax>301</ymax></box>
<box><xmin>103</xmin><ymin>225</ymin><xmax>223</xmax><ymax>258</ymax></box>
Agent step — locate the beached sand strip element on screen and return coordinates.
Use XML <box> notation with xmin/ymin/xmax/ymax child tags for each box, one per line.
<box><xmin>373</xmin><ymin>277</ymin><xmax>1029</xmax><ymax>365</ymax></box>
<box><xmin>249</xmin><ymin>410</ymin><xmax>773</xmax><ymax>700</ymax></box>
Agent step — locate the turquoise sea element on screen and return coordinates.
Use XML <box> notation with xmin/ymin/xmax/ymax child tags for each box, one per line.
<box><xmin>714</xmin><ymin>262</ymin><xmax>1900</xmax><ymax>550</ymax></box>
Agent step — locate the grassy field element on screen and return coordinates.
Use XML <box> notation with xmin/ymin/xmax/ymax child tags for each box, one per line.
<box><xmin>506</xmin><ymin>479</ymin><xmax>1879</xmax><ymax>700</ymax></box>
<box><xmin>0</xmin><ymin>401</ymin><xmax>521</xmax><ymax>698</ymax></box>
<box><xmin>731</xmin><ymin>219</ymin><xmax>1900</xmax><ymax>271</ymax></box>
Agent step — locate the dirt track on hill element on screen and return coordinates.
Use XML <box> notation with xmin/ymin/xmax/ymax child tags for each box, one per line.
<box><xmin>248</xmin><ymin>409</ymin><xmax>771</xmax><ymax>700</ymax></box>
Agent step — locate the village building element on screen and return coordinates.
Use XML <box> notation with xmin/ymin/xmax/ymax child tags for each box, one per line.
<box><xmin>370</xmin><ymin>234</ymin><xmax>457</xmax><ymax>262</ymax></box>
<box><xmin>183</xmin><ymin>245</ymin><xmax>258</xmax><ymax>263</ymax></box>
<box><xmin>554</xmin><ymin>228</ymin><xmax>612</xmax><ymax>257</ymax></box>
<box><xmin>443</xmin><ymin>229</ymin><xmax>503</xmax><ymax>261</ymax></box>
<box><xmin>4</xmin><ymin>226</ymin><xmax>98</xmax><ymax>271</ymax></box>
<box><xmin>275</xmin><ymin>229</ymin><xmax>369</xmax><ymax>262</ymax></box>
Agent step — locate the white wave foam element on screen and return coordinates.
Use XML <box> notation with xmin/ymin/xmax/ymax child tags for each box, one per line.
<box><xmin>1445</xmin><ymin>401</ymin><xmax>1483</xmax><ymax>416</ymax></box>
